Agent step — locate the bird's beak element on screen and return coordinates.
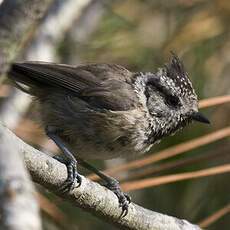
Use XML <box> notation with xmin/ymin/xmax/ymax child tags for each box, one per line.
<box><xmin>191</xmin><ymin>112</ymin><xmax>210</xmax><ymax>124</ymax></box>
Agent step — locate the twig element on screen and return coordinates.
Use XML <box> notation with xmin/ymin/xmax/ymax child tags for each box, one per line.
<box><xmin>0</xmin><ymin>122</ymin><xmax>202</xmax><ymax>230</ymax></box>
<box><xmin>198</xmin><ymin>203</ymin><xmax>230</xmax><ymax>228</ymax></box>
<box><xmin>199</xmin><ymin>95</ymin><xmax>230</xmax><ymax>108</ymax></box>
<box><xmin>123</xmin><ymin>144</ymin><xmax>230</xmax><ymax>181</ymax></box>
<box><xmin>121</xmin><ymin>164</ymin><xmax>230</xmax><ymax>192</ymax></box>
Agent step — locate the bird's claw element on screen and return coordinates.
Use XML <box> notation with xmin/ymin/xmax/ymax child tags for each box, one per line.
<box><xmin>53</xmin><ymin>156</ymin><xmax>82</xmax><ymax>193</ymax></box>
<box><xmin>105</xmin><ymin>180</ymin><xmax>131</xmax><ymax>218</ymax></box>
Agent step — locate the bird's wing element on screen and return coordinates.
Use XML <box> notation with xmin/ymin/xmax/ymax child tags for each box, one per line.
<box><xmin>9</xmin><ymin>62</ymin><xmax>138</xmax><ymax>111</ymax></box>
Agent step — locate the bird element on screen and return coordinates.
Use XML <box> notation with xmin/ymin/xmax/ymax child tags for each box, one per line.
<box><xmin>8</xmin><ymin>53</ymin><xmax>210</xmax><ymax>217</ymax></box>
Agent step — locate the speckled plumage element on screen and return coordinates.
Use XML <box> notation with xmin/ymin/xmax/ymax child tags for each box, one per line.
<box><xmin>9</xmin><ymin>54</ymin><xmax>200</xmax><ymax>160</ymax></box>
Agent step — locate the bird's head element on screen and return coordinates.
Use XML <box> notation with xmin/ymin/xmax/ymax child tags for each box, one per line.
<box><xmin>134</xmin><ymin>53</ymin><xmax>210</xmax><ymax>143</ymax></box>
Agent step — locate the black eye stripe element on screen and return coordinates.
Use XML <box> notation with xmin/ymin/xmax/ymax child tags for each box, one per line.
<box><xmin>146</xmin><ymin>76</ymin><xmax>181</xmax><ymax>107</ymax></box>
<box><xmin>145</xmin><ymin>84</ymin><xmax>181</xmax><ymax>108</ymax></box>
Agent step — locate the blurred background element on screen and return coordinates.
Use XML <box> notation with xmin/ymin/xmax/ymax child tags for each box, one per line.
<box><xmin>0</xmin><ymin>0</ymin><xmax>229</xmax><ymax>229</ymax></box>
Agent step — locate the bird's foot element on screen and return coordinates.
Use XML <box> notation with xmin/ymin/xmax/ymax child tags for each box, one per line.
<box><xmin>53</xmin><ymin>155</ymin><xmax>82</xmax><ymax>193</ymax></box>
<box><xmin>104</xmin><ymin>179</ymin><xmax>131</xmax><ymax>218</ymax></box>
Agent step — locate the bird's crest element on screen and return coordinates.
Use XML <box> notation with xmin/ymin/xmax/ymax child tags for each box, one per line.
<box><xmin>164</xmin><ymin>52</ymin><xmax>196</xmax><ymax>97</ymax></box>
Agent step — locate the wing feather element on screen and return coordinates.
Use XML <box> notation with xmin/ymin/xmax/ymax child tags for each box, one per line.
<box><xmin>9</xmin><ymin>62</ymin><xmax>138</xmax><ymax>111</ymax></box>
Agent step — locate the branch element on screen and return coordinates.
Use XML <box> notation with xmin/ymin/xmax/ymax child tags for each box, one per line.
<box><xmin>0</xmin><ymin>122</ymin><xmax>202</xmax><ymax>230</ymax></box>
<box><xmin>0</xmin><ymin>124</ymin><xmax>41</xmax><ymax>229</ymax></box>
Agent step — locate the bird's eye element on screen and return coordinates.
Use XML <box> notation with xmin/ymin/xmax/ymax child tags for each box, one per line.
<box><xmin>165</xmin><ymin>95</ymin><xmax>180</xmax><ymax>107</ymax></box>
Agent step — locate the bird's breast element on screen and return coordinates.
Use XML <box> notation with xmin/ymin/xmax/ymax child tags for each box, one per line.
<box><xmin>63</xmin><ymin>109</ymin><xmax>154</xmax><ymax>160</ymax></box>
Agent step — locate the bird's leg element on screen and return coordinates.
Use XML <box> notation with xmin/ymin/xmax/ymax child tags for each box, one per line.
<box><xmin>46</xmin><ymin>126</ymin><xmax>130</xmax><ymax>217</ymax></box>
<box><xmin>45</xmin><ymin>126</ymin><xmax>82</xmax><ymax>193</ymax></box>
<box><xmin>78</xmin><ymin>159</ymin><xmax>131</xmax><ymax>217</ymax></box>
